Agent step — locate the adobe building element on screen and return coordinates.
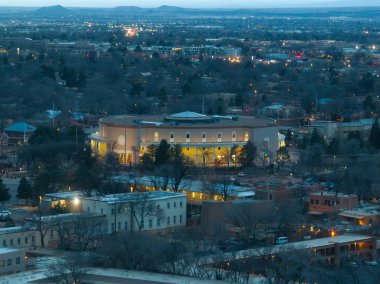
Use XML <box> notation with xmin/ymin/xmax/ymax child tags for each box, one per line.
<box><xmin>308</xmin><ymin>191</ymin><xmax>358</xmax><ymax>215</ymax></box>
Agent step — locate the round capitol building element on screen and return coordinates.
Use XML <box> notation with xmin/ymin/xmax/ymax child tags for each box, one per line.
<box><xmin>90</xmin><ymin>111</ymin><xmax>281</xmax><ymax>166</ymax></box>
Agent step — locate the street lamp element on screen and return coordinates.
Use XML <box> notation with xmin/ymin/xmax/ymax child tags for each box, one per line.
<box><xmin>333</xmin><ymin>155</ymin><xmax>336</xmax><ymax>172</ymax></box>
<box><xmin>73</xmin><ymin>197</ymin><xmax>80</xmax><ymax>206</ymax></box>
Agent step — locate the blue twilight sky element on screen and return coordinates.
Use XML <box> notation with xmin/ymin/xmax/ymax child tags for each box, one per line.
<box><xmin>0</xmin><ymin>0</ymin><xmax>345</xmax><ymax>8</ymax></box>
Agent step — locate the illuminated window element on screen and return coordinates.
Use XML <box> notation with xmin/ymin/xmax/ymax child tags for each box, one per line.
<box><xmin>170</xmin><ymin>132</ymin><xmax>174</xmax><ymax>142</ymax></box>
<box><xmin>154</xmin><ymin>132</ymin><xmax>159</xmax><ymax>142</ymax></box>
<box><xmin>232</xmin><ymin>131</ymin><xmax>236</xmax><ymax>142</ymax></box>
<box><xmin>186</xmin><ymin>132</ymin><xmax>190</xmax><ymax>142</ymax></box>
<box><xmin>202</xmin><ymin>132</ymin><xmax>206</xmax><ymax>142</ymax></box>
<box><xmin>244</xmin><ymin>132</ymin><xmax>249</xmax><ymax>142</ymax></box>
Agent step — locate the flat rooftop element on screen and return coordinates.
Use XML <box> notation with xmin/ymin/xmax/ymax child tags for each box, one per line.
<box><xmin>99</xmin><ymin>114</ymin><xmax>276</xmax><ymax>129</ymax></box>
<box><xmin>339</xmin><ymin>208</ymin><xmax>380</xmax><ymax>219</ymax></box>
<box><xmin>199</xmin><ymin>234</ymin><xmax>373</xmax><ymax>265</ymax></box>
<box><xmin>44</xmin><ymin>191</ymin><xmax>83</xmax><ymax>199</ymax></box>
<box><xmin>0</xmin><ymin>247</ymin><xmax>21</xmax><ymax>254</ymax></box>
<box><xmin>85</xmin><ymin>191</ymin><xmax>186</xmax><ymax>204</ymax></box>
<box><xmin>135</xmin><ymin>176</ymin><xmax>255</xmax><ymax>198</ymax></box>
<box><xmin>309</xmin><ymin>191</ymin><xmax>357</xmax><ymax>198</ymax></box>
<box><xmin>0</xmin><ymin>226</ymin><xmax>30</xmax><ymax>235</ymax></box>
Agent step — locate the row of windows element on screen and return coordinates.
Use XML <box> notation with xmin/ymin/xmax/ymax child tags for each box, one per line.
<box><xmin>310</xmin><ymin>199</ymin><xmax>340</xmax><ymax>206</ymax></box>
<box><xmin>1</xmin><ymin>236</ymin><xmax>34</xmax><ymax>247</ymax></box>
<box><xmin>154</xmin><ymin>131</ymin><xmax>249</xmax><ymax>143</ymax></box>
<box><xmin>104</xmin><ymin>201</ymin><xmax>184</xmax><ymax>215</ymax></box>
<box><xmin>0</xmin><ymin>257</ymin><xmax>21</xmax><ymax>267</ymax></box>
<box><xmin>166</xmin><ymin>201</ymin><xmax>183</xmax><ymax>209</ymax></box>
<box><xmin>111</xmin><ymin>215</ymin><xmax>184</xmax><ymax>232</ymax></box>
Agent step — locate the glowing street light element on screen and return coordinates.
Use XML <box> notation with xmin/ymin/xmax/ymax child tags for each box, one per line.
<box><xmin>73</xmin><ymin>197</ymin><xmax>80</xmax><ymax>206</ymax></box>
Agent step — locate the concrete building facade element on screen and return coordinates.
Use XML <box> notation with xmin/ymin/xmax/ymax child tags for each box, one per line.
<box><xmin>91</xmin><ymin>112</ymin><xmax>279</xmax><ymax>166</ymax></box>
<box><xmin>82</xmin><ymin>191</ymin><xmax>187</xmax><ymax>234</ymax></box>
<box><xmin>0</xmin><ymin>248</ymin><xmax>27</xmax><ymax>275</ymax></box>
<box><xmin>308</xmin><ymin>191</ymin><xmax>358</xmax><ymax>215</ymax></box>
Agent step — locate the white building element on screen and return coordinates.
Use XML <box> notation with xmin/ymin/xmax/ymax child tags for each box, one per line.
<box><xmin>0</xmin><ymin>248</ymin><xmax>27</xmax><ymax>275</ymax></box>
<box><xmin>82</xmin><ymin>191</ymin><xmax>187</xmax><ymax>234</ymax></box>
<box><xmin>300</xmin><ymin>119</ymin><xmax>374</xmax><ymax>141</ymax></box>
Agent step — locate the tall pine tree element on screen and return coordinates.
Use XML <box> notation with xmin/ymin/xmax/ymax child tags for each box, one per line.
<box><xmin>238</xmin><ymin>140</ymin><xmax>257</xmax><ymax>168</ymax></box>
<box><xmin>369</xmin><ymin>118</ymin><xmax>380</xmax><ymax>149</ymax></box>
<box><xmin>0</xmin><ymin>178</ymin><xmax>10</xmax><ymax>206</ymax></box>
<box><xmin>17</xmin><ymin>177</ymin><xmax>32</xmax><ymax>203</ymax></box>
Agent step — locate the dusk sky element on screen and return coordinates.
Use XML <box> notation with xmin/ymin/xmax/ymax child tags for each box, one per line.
<box><xmin>0</xmin><ymin>0</ymin><xmax>339</xmax><ymax>8</ymax></box>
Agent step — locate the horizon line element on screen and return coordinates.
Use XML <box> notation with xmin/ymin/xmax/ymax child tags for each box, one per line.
<box><xmin>1</xmin><ymin>4</ymin><xmax>380</xmax><ymax>9</ymax></box>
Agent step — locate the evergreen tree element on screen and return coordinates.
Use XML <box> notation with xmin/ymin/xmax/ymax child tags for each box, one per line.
<box><xmin>285</xmin><ymin>129</ymin><xmax>293</xmax><ymax>146</ymax></box>
<box><xmin>17</xmin><ymin>177</ymin><xmax>32</xmax><ymax>203</ymax></box>
<box><xmin>155</xmin><ymin>139</ymin><xmax>171</xmax><ymax>166</ymax></box>
<box><xmin>158</xmin><ymin>87</ymin><xmax>168</xmax><ymax>104</ymax></box>
<box><xmin>369</xmin><ymin>118</ymin><xmax>380</xmax><ymax>149</ymax></box>
<box><xmin>238</xmin><ymin>140</ymin><xmax>257</xmax><ymax>168</ymax></box>
<box><xmin>0</xmin><ymin>178</ymin><xmax>10</xmax><ymax>206</ymax></box>
<box><xmin>326</xmin><ymin>137</ymin><xmax>341</xmax><ymax>155</ymax></box>
<box><xmin>141</xmin><ymin>153</ymin><xmax>155</xmax><ymax>171</ymax></box>
<box><xmin>235</xmin><ymin>93</ymin><xmax>244</xmax><ymax>107</ymax></box>
<box><xmin>348</xmin><ymin>131</ymin><xmax>363</xmax><ymax>148</ymax></box>
<box><xmin>276</xmin><ymin>146</ymin><xmax>291</xmax><ymax>165</ymax></box>
<box><xmin>310</xmin><ymin>128</ymin><xmax>326</xmax><ymax>147</ymax></box>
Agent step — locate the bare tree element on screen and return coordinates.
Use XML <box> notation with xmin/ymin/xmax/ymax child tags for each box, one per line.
<box><xmin>98</xmin><ymin>231</ymin><xmax>167</xmax><ymax>271</ymax></box>
<box><xmin>128</xmin><ymin>192</ymin><xmax>164</xmax><ymax>231</ymax></box>
<box><xmin>202</xmin><ymin>169</ymin><xmax>232</xmax><ymax>201</ymax></box>
<box><xmin>45</xmin><ymin>255</ymin><xmax>92</xmax><ymax>284</ymax></box>
<box><xmin>50</xmin><ymin>213</ymin><xmax>106</xmax><ymax>251</ymax></box>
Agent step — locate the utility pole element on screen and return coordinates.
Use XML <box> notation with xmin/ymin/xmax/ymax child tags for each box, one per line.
<box><xmin>202</xmin><ymin>96</ymin><xmax>205</xmax><ymax>114</ymax></box>
<box><xmin>315</xmin><ymin>92</ymin><xmax>318</xmax><ymax>113</ymax></box>
<box><xmin>52</xmin><ymin>102</ymin><xmax>55</xmax><ymax>128</ymax></box>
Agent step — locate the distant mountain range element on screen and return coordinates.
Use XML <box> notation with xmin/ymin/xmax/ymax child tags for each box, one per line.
<box><xmin>0</xmin><ymin>3</ymin><xmax>379</xmax><ymax>19</ymax></box>
<box><xmin>307</xmin><ymin>0</ymin><xmax>380</xmax><ymax>7</ymax></box>
<box><xmin>35</xmin><ymin>5</ymin><xmax>71</xmax><ymax>15</ymax></box>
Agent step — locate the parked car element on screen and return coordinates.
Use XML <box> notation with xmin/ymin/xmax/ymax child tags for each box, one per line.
<box><xmin>238</xmin><ymin>172</ymin><xmax>246</xmax><ymax>177</ymax></box>
<box><xmin>276</xmin><ymin>237</ymin><xmax>288</xmax><ymax>245</ymax></box>
<box><xmin>365</xmin><ymin>260</ymin><xmax>378</xmax><ymax>266</ymax></box>
<box><xmin>219</xmin><ymin>238</ymin><xmax>248</xmax><ymax>252</ymax></box>
<box><xmin>0</xmin><ymin>210</ymin><xmax>11</xmax><ymax>221</ymax></box>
